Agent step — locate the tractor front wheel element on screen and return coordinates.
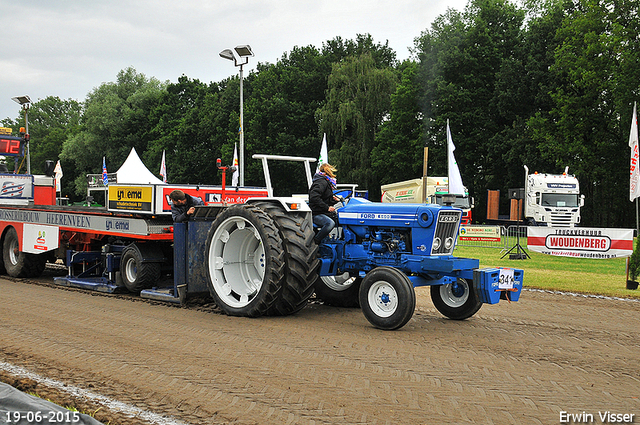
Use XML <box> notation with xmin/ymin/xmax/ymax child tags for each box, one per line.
<box><xmin>359</xmin><ymin>267</ymin><xmax>415</xmax><ymax>330</ymax></box>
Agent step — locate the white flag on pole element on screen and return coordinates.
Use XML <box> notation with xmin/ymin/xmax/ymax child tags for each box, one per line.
<box><xmin>53</xmin><ymin>160</ymin><xmax>63</xmax><ymax>192</ymax></box>
<box><xmin>232</xmin><ymin>143</ymin><xmax>239</xmax><ymax>187</ymax></box>
<box><xmin>159</xmin><ymin>150</ymin><xmax>167</xmax><ymax>183</ymax></box>
<box><xmin>447</xmin><ymin>120</ymin><xmax>465</xmax><ymax>195</ymax></box>
<box><xmin>630</xmin><ymin>102</ymin><xmax>639</xmax><ymax>201</ymax></box>
<box><xmin>317</xmin><ymin>133</ymin><xmax>329</xmax><ymax>172</ymax></box>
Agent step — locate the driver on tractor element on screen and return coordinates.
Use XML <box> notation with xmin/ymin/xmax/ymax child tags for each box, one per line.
<box><xmin>309</xmin><ymin>163</ymin><xmax>340</xmax><ymax>244</ymax></box>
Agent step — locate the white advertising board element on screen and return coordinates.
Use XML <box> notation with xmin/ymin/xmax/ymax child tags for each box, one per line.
<box><xmin>527</xmin><ymin>227</ymin><xmax>634</xmax><ymax>259</ymax></box>
<box><xmin>22</xmin><ymin>223</ymin><xmax>59</xmax><ymax>254</ymax></box>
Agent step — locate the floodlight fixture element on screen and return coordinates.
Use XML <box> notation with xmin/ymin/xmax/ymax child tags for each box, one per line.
<box><xmin>234</xmin><ymin>45</ymin><xmax>253</xmax><ymax>58</ymax></box>
<box><xmin>219</xmin><ymin>49</ymin><xmax>235</xmax><ymax>61</ymax></box>
<box><xmin>12</xmin><ymin>95</ymin><xmax>31</xmax><ymax>105</ymax></box>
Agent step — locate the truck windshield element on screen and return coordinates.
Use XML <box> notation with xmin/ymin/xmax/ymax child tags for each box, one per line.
<box><xmin>435</xmin><ymin>194</ymin><xmax>470</xmax><ymax>209</ymax></box>
<box><xmin>541</xmin><ymin>193</ymin><xmax>579</xmax><ymax>207</ymax></box>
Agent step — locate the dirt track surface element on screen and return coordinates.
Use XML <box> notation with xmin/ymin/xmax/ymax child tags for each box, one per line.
<box><xmin>1</xmin><ymin>273</ymin><xmax>639</xmax><ymax>425</ymax></box>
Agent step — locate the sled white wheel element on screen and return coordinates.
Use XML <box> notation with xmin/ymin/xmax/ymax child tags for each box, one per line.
<box><xmin>120</xmin><ymin>244</ymin><xmax>162</xmax><ymax>293</ymax></box>
<box><xmin>2</xmin><ymin>227</ymin><xmax>47</xmax><ymax>278</ymax></box>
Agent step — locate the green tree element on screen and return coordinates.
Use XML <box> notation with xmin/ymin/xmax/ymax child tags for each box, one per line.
<box><xmin>60</xmin><ymin>67</ymin><xmax>166</xmax><ymax>197</ymax></box>
<box><xmin>415</xmin><ymin>0</ymin><xmax>526</xmax><ymax>221</ymax></box>
<box><xmin>317</xmin><ymin>52</ymin><xmax>398</xmax><ymax>198</ymax></box>
<box><xmin>372</xmin><ymin>61</ymin><xmax>424</xmax><ymax>187</ymax></box>
<box><xmin>244</xmin><ymin>45</ymin><xmax>333</xmax><ymax>195</ymax></box>
<box><xmin>147</xmin><ymin>75</ymin><xmax>224</xmax><ymax>185</ymax></box>
<box><xmin>27</xmin><ymin>97</ymin><xmax>82</xmax><ymax>175</ymax></box>
<box><xmin>530</xmin><ymin>0</ymin><xmax>640</xmax><ymax>226</ymax></box>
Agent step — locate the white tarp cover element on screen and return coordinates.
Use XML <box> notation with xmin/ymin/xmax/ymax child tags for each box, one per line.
<box><xmin>0</xmin><ymin>381</ymin><xmax>104</xmax><ymax>425</ymax></box>
<box><xmin>116</xmin><ymin>148</ymin><xmax>164</xmax><ymax>185</ymax></box>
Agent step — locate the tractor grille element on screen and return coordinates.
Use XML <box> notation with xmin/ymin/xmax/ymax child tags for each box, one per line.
<box><xmin>431</xmin><ymin>210</ymin><xmax>462</xmax><ymax>255</ymax></box>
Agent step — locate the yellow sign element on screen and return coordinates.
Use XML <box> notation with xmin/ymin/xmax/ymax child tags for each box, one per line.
<box><xmin>0</xmin><ymin>127</ymin><xmax>12</xmax><ymax>135</ymax></box>
<box><xmin>108</xmin><ymin>186</ymin><xmax>154</xmax><ymax>212</ymax></box>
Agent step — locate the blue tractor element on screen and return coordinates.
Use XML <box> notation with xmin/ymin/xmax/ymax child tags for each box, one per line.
<box><xmin>311</xmin><ymin>196</ymin><xmax>523</xmax><ymax>329</ymax></box>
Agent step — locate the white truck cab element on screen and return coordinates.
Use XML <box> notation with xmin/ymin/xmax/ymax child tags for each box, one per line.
<box><xmin>524</xmin><ymin>165</ymin><xmax>585</xmax><ymax>227</ymax></box>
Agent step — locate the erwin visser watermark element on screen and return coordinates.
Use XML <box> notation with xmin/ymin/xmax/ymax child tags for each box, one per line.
<box><xmin>560</xmin><ymin>411</ymin><xmax>635</xmax><ymax>423</ymax></box>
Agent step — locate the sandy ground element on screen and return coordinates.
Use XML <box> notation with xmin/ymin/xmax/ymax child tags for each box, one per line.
<box><xmin>1</xmin><ymin>270</ymin><xmax>639</xmax><ymax>425</ymax></box>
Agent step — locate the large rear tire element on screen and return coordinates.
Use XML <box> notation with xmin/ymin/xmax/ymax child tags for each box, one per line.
<box><xmin>120</xmin><ymin>244</ymin><xmax>162</xmax><ymax>293</ymax></box>
<box><xmin>2</xmin><ymin>227</ymin><xmax>47</xmax><ymax>278</ymax></box>
<box><xmin>430</xmin><ymin>278</ymin><xmax>482</xmax><ymax>320</ymax></box>
<box><xmin>205</xmin><ymin>204</ymin><xmax>286</xmax><ymax>317</ymax></box>
<box><xmin>313</xmin><ymin>273</ymin><xmax>361</xmax><ymax>308</ymax></box>
<box><xmin>253</xmin><ymin>201</ymin><xmax>319</xmax><ymax>316</ymax></box>
<box><xmin>359</xmin><ymin>267</ymin><xmax>415</xmax><ymax>330</ymax></box>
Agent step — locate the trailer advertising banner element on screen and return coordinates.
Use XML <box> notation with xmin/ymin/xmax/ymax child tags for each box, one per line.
<box><xmin>527</xmin><ymin>227</ymin><xmax>634</xmax><ymax>259</ymax></box>
<box><xmin>156</xmin><ymin>186</ymin><xmax>269</xmax><ymax>214</ymax></box>
<box><xmin>108</xmin><ymin>185</ymin><xmax>154</xmax><ymax>213</ymax></box>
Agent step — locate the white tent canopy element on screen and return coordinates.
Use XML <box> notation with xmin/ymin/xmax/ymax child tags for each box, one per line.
<box><xmin>116</xmin><ymin>148</ymin><xmax>164</xmax><ymax>185</ymax></box>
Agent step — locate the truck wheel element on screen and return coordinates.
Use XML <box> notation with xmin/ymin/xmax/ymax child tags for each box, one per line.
<box><xmin>2</xmin><ymin>227</ymin><xmax>47</xmax><ymax>278</ymax></box>
<box><xmin>359</xmin><ymin>267</ymin><xmax>415</xmax><ymax>330</ymax></box>
<box><xmin>313</xmin><ymin>273</ymin><xmax>361</xmax><ymax>308</ymax></box>
<box><xmin>431</xmin><ymin>278</ymin><xmax>482</xmax><ymax>320</ymax></box>
<box><xmin>205</xmin><ymin>204</ymin><xmax>285</xmax><ymax>317</ymax></box>
<box><xmin>121</xmin><ymin>244</ymin><xmax>162</xmax><ymax>293</ymax></box>
<box><xmin>252</xmin><ymin>202</ymin><xmax>318</xmax><ymax>316</ymax></box>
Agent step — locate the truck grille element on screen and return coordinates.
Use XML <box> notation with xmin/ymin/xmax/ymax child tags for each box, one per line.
<box><xmin>432</xmin><ymin>210</ymin><xmax>462</xmax><ymax>255</ymax></box>
<box><xmin>549</xmin><ymin>211</ymin><xmax>575</xmax><ymax>227</ymax></box>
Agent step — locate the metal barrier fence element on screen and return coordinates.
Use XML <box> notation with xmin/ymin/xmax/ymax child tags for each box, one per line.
<box><xmin>457</xmin><ymin>225</ymin><xmax>529</xmax><ymax>251</ymax></box>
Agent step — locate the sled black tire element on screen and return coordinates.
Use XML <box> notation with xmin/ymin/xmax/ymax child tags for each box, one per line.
<box><xmin>252</xmin><ymin>201</ymin><xmax>319</xmax><ymax>316</ymax></box>
<box><xmin>2</xmin><ymin>227</ymin><xmax>47</xmax><ymax>278</ymax></box>
<box><xmin>205</xmin><ymin>204</ymin><xmax>286</xmax><ymax>317</ymax></box>
<box><xmin>313</xmin><ymin>274</ymin><xmax>361</xmax><ymax>308</ymax></box>
<box><xmin>121</xmin><ymin>244</ymin><xmax>162</xmax><ymax>293</ymax></box>
<box><xmin>431</xmin><ymin>278</ymin><xmax>482</xmax><ymax>320</ymax></box>
<box><xmin>359</xmin><ymin>267</ymin><xmax>415</xmax><ymax>330</ymax></box>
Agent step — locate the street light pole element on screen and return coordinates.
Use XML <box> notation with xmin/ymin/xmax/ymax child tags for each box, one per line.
<box><xmin>219</xmin><ymin>45</ymin><xmax>253</xmax><ymax>187</ymax></box>
<box><xmin>11</xmin><ymin>95</ymin><xmax>31</xmax><ymax>174</ymax></box>
<box><xmin>239</xmin><ymin>62</ymin><xmax>244</xmax><ymax>187</ymax></box>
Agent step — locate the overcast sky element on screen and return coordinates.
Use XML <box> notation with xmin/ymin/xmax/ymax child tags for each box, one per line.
<box><xmin>1</xmin><ymin>0</ymin><xmax>468</xmax><ymax>122</ymax></box>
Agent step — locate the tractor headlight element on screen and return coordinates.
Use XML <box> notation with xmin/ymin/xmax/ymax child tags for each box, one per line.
<box><xmin>433</xmin><ymin>237</ymin><xmax>441</xmax><ymax>251</ymax></box>
<box><xmin>444</xmin><ymin>237</ymin><xmax>454</xmax><ymax>250</ymax></box>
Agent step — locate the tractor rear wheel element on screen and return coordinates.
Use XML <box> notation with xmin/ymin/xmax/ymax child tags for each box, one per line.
<box><xmin>313</xmin><ymin>273</ymin><xmax>361</xmax><ymax>308</ymax></box>
<box><xmin>359</xmin><ymin>267</ymin><xmax>415</xmax><ymax>330</ymax></box>
<box><xmin>430</xmin><ymin>278</ymin><xmax>482</xmax><ymax>320</ymax></box>
<box><xmin>252</xmin><ymin>201</ymin><xmax>318</xmax><ymax>316</ymax></box>
<box><xmin>205</xmin><ymin>204</ymin><xmax>285</xmax><ymax>317</ymax></box>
